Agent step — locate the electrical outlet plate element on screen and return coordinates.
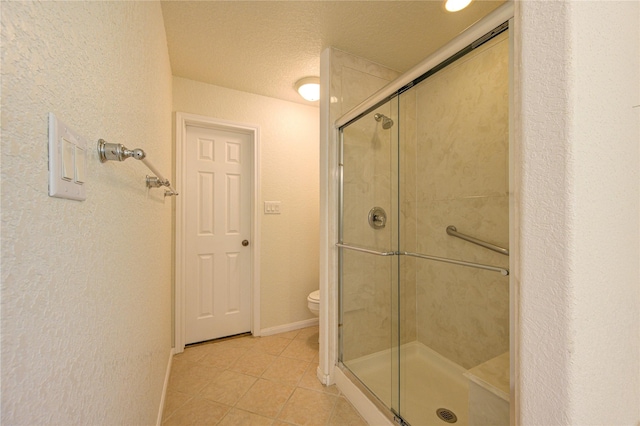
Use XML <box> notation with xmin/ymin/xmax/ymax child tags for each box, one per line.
<box><xmin>48</xmin><ymin>113</ymin><xmax>87</xmax><ymax>201</ymax></box>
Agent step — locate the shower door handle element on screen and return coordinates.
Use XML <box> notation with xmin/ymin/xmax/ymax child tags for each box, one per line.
<box><xmin>335</xmin><ymin>243</ymin><xmax>395</xmax><ymax>257</ymax></box>
<box><xmin>402</xmin><ymin>251</ymin><xmax>509</xmax><ymax>276</ymax></box>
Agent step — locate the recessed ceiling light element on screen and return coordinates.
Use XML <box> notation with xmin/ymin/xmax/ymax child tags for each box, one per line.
<box><xmin>295</xmin><ymin>77</ymin><xmax>320</xmax><ymax>102</ymax></box>
<box><xmin>444</xmin><ymin>0</ymin><xmax>473</xmax><ymax>12</ymax></box>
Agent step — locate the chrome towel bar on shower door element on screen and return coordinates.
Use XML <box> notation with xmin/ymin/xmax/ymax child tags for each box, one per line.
<box><xmin>402</xmin><ymin>251</ymin><xmax>509</xmax><ymax>276</ymax></box>
<box><xmin>336</xmin><ymin>243</ymin><xmax>509</xmax><ymax>275</ymax></box>
<box><xmin>335</xmin><ymin>243</ymin><xmax>395</xmax><ymax>257</ymax></box>
<box><xmin>446</xmin><ymin>225</ymin><xmax>509</xmax><ymax>256</ymax></box>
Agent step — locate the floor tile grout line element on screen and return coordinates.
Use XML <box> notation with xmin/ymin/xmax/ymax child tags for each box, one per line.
<box><xmin>162</xmin><ymin>392</ymin><xmax>204</xmax><ymax>425</ymax></box>
<box><xmin>233</xmin><ymin>333</ymin><xmax>316</xmax><ymax>424</ymax></box>
<box><xmin>161</xmin><ymin>369</ymin><xmax>203</xmax><ymax>422</ymax></box>
<box><xmin>270</xmin><ymin>357</ymin><xmax>315</xmax><ymax>423</ymax></box>
<box><xmin>325</xmin><ymin>391</ymin><xmax>342</xmax><ymax>425</ymax></box>
<box><xmin>220</xmin><ymin>347</ymin><xmax>263</xmax><ymax>414</ymax></box>
<box><xmin>270</xmin><ymin>379</ymin><xmax>297</xmax><ymax>423</ymax></box>
<box><xmin>256</xmin><ymin>363</ymin><xmax>310</xmax><ymax>422</ymax></box>
<box><xmin>169</xmin><ymin>338</ymin><xmax>255</xmax><ymax>421</ymax></box>
<box><xmin>221</xmin><ymin>343</ymin><xmax>302</xmax><ymax>422</ymax></box>
<box><xmin>162</xmin><ymin>326</ymin><xmax>326</xmax><ymax>425</ymax></box>
<box><xmin>211</xmin><ymin>348</ymin><xmax>272</xmax><ymax>424</ymax></box>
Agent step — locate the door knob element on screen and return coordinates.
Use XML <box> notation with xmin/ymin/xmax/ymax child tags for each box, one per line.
<box><xmin>242</xmin><ymin>240</ymin><xmax>249</xmax><ymax>247</ymax></box>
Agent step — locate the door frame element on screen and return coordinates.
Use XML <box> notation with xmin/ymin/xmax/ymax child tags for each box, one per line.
<box><xmin>174</xmin><ymin>112</ymin><xmax>261</xmax><ymax>353</ymax></box>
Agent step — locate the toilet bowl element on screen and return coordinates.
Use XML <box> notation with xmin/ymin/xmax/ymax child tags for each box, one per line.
<box><xmin>307</xmin><ymin>290</ymin><xmax>320</xmax><ymax>317</ymax></box>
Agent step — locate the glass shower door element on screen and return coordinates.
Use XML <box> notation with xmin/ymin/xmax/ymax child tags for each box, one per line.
<box><xmin>338</xmin><ymin>102</ymin><xmax>400</xmax><ymax>416</ymax></box>
<box><xmin>396</xmin><ymin>29</ymin><xmax>511</xmax><ymax>426</ymax></box>
<box><xmin>339</xmin><ymin>27</ymin><xmax>510</xmax><ymax>426</ymax></box>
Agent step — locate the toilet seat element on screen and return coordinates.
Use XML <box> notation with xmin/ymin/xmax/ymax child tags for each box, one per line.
<box><xmin>307</xmin><ymin>290</ymin><xmax>320</xmax><ymax>316</ymax></box>
<box><xmin>307</xmin><ymin>290</ymin><xmax>320</xmax><ymax>304</ymax></box>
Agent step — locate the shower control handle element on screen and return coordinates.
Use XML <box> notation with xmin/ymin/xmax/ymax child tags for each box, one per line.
<box><xmin>242</xmin><ymin>240</ymin><xmax>249</xmax><ymax>247</ymax></box>
<box><xmin>368</xmin><ymin>207</ymin><xmax>387</xmax><ymax>229</ymax></box>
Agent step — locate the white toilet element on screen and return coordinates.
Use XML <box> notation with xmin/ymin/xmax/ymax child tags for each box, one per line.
<box><xmin>307</xmin><ymin>290</ymin><xmax>320</xmax><ymax>317</ymax></box>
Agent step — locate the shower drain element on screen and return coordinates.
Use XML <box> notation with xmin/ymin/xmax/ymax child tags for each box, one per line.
<box><xmin>436</xmin><ymin>408</ymin><xmax>458</xmax><ymax>423</ymax></box>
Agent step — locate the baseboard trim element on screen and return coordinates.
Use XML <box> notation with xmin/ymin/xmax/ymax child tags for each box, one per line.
<box><xmin>156</xmin><ymin>347</ymin><xmax>175</xmax><ymax>426</ymax></box>
<box><xmin>259</xmin><ymin>317</ymin><xmax>319</xmax><ymax>337</ymax></box>
<box><xmin>316</xmin><ymin>365</ymin><xmax>332</xmax><ymax>385</ymax></box>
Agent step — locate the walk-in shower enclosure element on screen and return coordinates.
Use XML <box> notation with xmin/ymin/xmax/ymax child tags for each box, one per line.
<box><xmin>337</xmin><ymin>24</ymin><xmax>510</xmax><ymax>426</ymax></box>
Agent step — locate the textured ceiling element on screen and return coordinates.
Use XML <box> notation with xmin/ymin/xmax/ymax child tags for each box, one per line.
<box><xmin>161</xmin><ymin>1</ymin><xmax>505</xmax><ymax>105</ymax></box>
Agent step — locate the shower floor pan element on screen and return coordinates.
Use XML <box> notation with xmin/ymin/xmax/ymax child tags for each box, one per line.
<box><xmin>345</xmin><ymin>342</ymin><xmax>469</xmax><ymax>425</ymax></box>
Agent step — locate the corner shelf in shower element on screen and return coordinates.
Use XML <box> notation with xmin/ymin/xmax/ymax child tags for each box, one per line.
<box><xmin>464</xmin><ymin>351</ymin><xmax>510</xmax><ymax>426</ymax></box>
<box><xmin>464</xmin><ymin>351</ymin><xmax>510</xmax><ymax>401</ymax></box>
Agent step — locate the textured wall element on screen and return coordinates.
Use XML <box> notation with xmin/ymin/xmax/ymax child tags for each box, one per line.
<box><xmin>517</xmin><ymin>1</ymin><xmax>640</xmax><ymax>424</ymax></box>
<box><xmin>1</xmin><ymin>2</ymin><xmax>173</xmax><ymax>424</ymax></box>
<box><xmin>172</xmin><ymin>77</ymin><xmax>320</xmax><ymax>330</ymax></box>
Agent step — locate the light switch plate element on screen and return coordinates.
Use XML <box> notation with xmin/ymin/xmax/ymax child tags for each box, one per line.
<box><xmin>264</xmin><ymin>201</ymin><xmax>281</xmax><ymax>214</ymax></box>
<box><xmin>48</xmin><ymin>113</ymin><xmax>87</xmax><ymax>201</ymax></box>
<box><xmin>61</xmin><ymin>138</ymin><xmax>74</xmax><ymax>180</ymax></box>
<box><xmin>74</xmin><ymin>146</ymin><xmax>86</xmax><ymax>183</ymax></box>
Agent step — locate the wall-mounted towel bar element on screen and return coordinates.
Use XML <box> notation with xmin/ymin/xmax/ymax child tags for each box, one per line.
<box><xmin>98</xmin><ymin>139</ymin><xmax>178</xmax><ymax>197</ymax></box>
<box><xmin>336</xmin><ymin>242</ymin><xmax>509</xmax><ymax>275</ymax></box>
<box><xmin>446</xmin><ymin>225</ymin><xmax>508</xmax><ymax>256</ymax></box>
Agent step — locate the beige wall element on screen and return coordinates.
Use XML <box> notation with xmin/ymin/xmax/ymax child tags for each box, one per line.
<box><xmin>341</xmin><ymin>107</ymin><xmax>397</xmax><ymax>361</ymax></box>
<box><xmin>1</xmin><ymin>2</ymin><xmax>173</xmax><ymax>424</ymax></box>
<box><xmin>410</xmin><ymin>32</ymin><xmax>510</xmax><ymax>369</ymax></box>
<box><xmin>338</xmin><ymin>34</ymin><xmax>509</xmax><ymax>368</ymax></box>
<box><xmin>172</xmin><ymin>77</ymin><xmax>320</xmax><ymax>330</ymax></box>
<box><xmin>326</xmin><ymin>48</ymin><xmax>401</xmax><ymax>361</ymax></box>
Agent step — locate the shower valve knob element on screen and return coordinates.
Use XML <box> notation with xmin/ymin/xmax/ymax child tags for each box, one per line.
<box><xmin>368</xmin><ymin>207</ymin><xmax>387</xmax><ymax>229</ymax></box>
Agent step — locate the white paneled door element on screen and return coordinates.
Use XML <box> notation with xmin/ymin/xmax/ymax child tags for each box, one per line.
<box><xmin>185</xmin><ymin>125</ymin><xmax>252</xmax><ymax>344</ymax></box>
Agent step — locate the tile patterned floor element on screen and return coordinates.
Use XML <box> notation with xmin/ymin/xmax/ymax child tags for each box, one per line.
<box><xmin>162</xmin><ymin>326</ymin><xmax>367</xmax><ymax>425</ymax></box>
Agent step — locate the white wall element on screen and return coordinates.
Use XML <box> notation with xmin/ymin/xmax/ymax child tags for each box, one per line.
<box><xmin>517</xmin><ymin>1</ymin><xmax>640</xmax><ymax>424</ymax></box>
<box><xmin>172</xmin><ymin>77</ymin><xmax>320</xmax><ymax>331</ymax></box>
<box><xmin>1</xmin><ymin>2</ymin><xmax>173</xmax><ymax>424</ymax></box>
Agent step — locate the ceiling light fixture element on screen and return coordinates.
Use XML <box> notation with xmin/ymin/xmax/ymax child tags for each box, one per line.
<box><xmin>295</xmin><ymin>77</ymin><xmax>320</xmax><ymax>102</ymax></box>
<box><xmin>444</xmin><ymin>0</ymin><xmax>472</xmax><ymax>12</ymax></box>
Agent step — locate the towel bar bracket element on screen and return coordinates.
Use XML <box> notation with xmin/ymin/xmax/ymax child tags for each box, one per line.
<box><xmin>97</xmin><ymin>139</ymin><xmax>178</xmax><ymax>197</ymax></box>
<box><xmin>98</xmin><ymin>139</ymin><xmax>145</xmax><ymax>163</ymax></box>
<box><xmin>146</xmin><ymin>175</ymin><xmax>170</xmax><ymax>188</ymax></box>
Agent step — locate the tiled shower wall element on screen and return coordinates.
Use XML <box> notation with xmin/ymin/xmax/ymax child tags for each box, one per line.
<box><xmin>403</xmin><ymin>32</ymin><xmax>510</xmax><ymax>369</ymax></box>
<box><xmin>338</xmin><ymin>31</ymin><xmax>509</xmax><ymax>369</ymax></box>
<box><xmin>341</xmin><ymin>106</ymin><xmax>397</xmax><ymax>361</ymax></box>
<box><xmin>328</xmin><ymin>48</ymin><xmax>402</xmax><ymax>361</ymax></box>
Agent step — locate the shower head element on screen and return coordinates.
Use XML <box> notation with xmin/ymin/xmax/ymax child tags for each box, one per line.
<box><xmin>374</xmin><ymin>113</ymin><xmax>394</xmax><ymax>129</ymax></box>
